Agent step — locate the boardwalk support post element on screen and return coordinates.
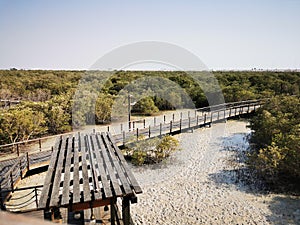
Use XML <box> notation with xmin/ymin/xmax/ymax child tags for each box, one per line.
<box><xmin>110</xmin><ymin>198</ymin><xmax>116</xmax><ymax>225</ymax></box>
<box><xmin>122</xmin><ymin>197</ymin><xmax>130</xmax><ymax>225</ymax></box>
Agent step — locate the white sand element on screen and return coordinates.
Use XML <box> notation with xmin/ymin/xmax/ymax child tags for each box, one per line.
<box><xmin>131</xmin><ymin>120</ymin><xmax>300</xmax><ymax>225</ymax></box>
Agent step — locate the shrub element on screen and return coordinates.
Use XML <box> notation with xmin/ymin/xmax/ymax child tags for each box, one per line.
<box><xmin>122</xmin><ymin>135</ymin><xmax>179</xmax><ymax>166</ymax></box>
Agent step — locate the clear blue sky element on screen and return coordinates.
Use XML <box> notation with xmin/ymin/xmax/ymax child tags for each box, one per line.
<box><xmin>0</xmin><ymin>0</ymin><xmax>299</xmax><ymax>70</ymax></box>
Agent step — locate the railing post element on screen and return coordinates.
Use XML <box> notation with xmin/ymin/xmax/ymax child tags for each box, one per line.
<box><xmin>180</xmin><ymin>119</ymin><xmax>182</xmax><ymax>132</ymax></box>
<box><xmin>120</xmin><ymin>123</ymin><xmax>123</xmax><ymax>132</ymax></box>
<box><xmin>217</xmin><ymin>111</ymin><xmax>220</xmax><ymax>120</ymax></box>
<box><xmin>180</xmin><ymin>112</ymin><xmax>183</xmax><ymax>119</ymax></box>
<box><xmin>122</xmin><ymin>131</ymin><xmax>126</xmax><ymax>146</ymax></box>
<box><xmin>154</xmin><ymin>117</ymin><xmax>156</xmax><ymax>126</ymax></box>
<box><xmin>16</xmin><ymin>144</ymin><xmax>19</xmax><ymax>157</ymax></box>
<box><xmin>0</xmin><ymin>183</ymin><xmax>4</xmax><ymax>210</ymax></box>
<box><xmin>148</xmin><ymin>125</ymin><xmax>151</xmax><ymax>138</ymax></box>
<box><xmin>188</xmin><ymin>117</ymin><xmax>191</xmax><ymax>129</ymax></box>
<box><xmin>160</xmin><ymin>123</ymin><xmax>162</xmax><ymax>137</ymax></box>
<box><xmin>107</xmin><ymin>126</ymin><xmax>110</xmax><ymax>132</ymax></box>
<box><xmin>172</xmin><ymin>114</ymin><xmax>175</xmax><ymax>122</ymax></box>
<box><xmin>143</xmin><ymin>119</ymin><xmax>146</xmax><ymax>128</ymax></box>
<box><xmin>35</xmin><ymin>187</ymin><xmax>38</xmax><ymax>208</ymax></box>
<box><xmin>136</xmin><ymin>128</ymin><xmax>139</xmax><ymax>141</ymax></box>
<box><xmin>19</xmin><ymin>160</ymin><xmax>22</xmax><ymax>179</ymax></box>
<box><xmin>204</xmin><ymin>114</ymin><xmax>207</xmax><ymax>124</ymax></box>
<box><xmin>196</xmin><ymin>115</ymin><xmax>199</xmax><ymax>126</ymax></box>
<box><xmin>194</xmin><ymin>110</ymin><xmax>197</xmax><ymax>118</ymax></box>
<box><xmin>10</xmin><ymin>172</ymin><xmax>14</xmax><ymax>192</ymax></box>
<box><xmin>133</xmin><ymin>121</ymin><xmax>135</xmax><ymax>130</ymax></box>
<box><xmin>188</xmin><ymin>111</ymin><xmax>190</xmax><ymax>118</ymax></box>
<box><xmin>229</xmin><ymin>108</ymin><xmax>232</xmax><ymax>117</ymax></box>
<box><xmin>164</xmin><ymin>115</ymin><xmax>166</xmax><ymax>124</ymax></box>
<box><xmin>26</xmin><ymin>152</ymin><xmax>30</xmax><ymax>171</ymax></box>
<box><xmin>39</xmin><ymin>139</ymin><xmax>42</xmax><ymax>152</ymax></box>
<box><xmin>170</xmin><ymin>121</ymin><xmax>172</xmax><ymax>134</ymax></box>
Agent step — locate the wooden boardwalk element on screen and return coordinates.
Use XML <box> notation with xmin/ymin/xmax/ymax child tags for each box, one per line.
<box><xmin>0</xmin><ymin>100</ymin><xmax>263</xmax><ymax>190</ymax></box>
<box><xmin>0</xmin><ymin>99</ymin><xmax>263</xmax><ymax>216</ymax></box>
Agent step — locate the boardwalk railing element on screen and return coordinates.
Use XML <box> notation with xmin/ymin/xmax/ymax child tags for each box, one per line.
<box><xmin>0</xmin><ymin>185</ymin><xmax>43</xmax><ymax>211</ymax></box>
<box><xmin>113</xmin><ymin>99</ymin><xmax>263</xmax><ymax>145</ymax></box>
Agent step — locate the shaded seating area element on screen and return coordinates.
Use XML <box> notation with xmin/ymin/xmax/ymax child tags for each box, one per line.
<box><xmin>38</xmin><ymin>132</ymin><xmax>142</xmax><ymax>225</ymax></box>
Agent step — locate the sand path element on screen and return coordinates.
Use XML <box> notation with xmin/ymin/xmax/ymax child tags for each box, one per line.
<box><xmin>130</xmin><ymin>120</ymin><xmax>300</xmax><ymax>225</ymax></box>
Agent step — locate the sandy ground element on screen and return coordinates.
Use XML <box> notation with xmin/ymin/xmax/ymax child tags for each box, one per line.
<box><xmin>5</xmin><ymin>120</ymin><xmax>300</xmax><ymax>224</ymax></box>
<box><xmin>130</xmin><ymin>120</ymin><xmax>300</xmax><ymax>225</ymax></box>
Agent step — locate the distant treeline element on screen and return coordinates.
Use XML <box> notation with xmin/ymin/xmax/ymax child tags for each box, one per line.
<box><xmin>0</xmin><ymin>70</ymin><xmax>299</xmax><ymax>145</ymax></box>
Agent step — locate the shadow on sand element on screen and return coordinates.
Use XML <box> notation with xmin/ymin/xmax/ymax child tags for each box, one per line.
<box><xmin>208</xmin><ymin>132</ymin><xmax>300</xmax><ymax>225</ymax></box>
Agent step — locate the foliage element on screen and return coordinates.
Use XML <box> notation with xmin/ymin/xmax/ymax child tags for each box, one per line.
<box><xmin>95</xmin><ymin>94</ymin><xmax>114</xmax><ymax>123</ymax></box>
<box><xmin>131</xmin><ymin>97</ymin><xmax>159</xmax><ymax>115</ymax></box>
<box><xmin>0</xmin><ymin>69</ymin><xmax>300</xmax><ymax>144</ymax></box>
<box><xmin>122</xmin><ymin>135</ymin><xmax>179</xmax><ymax>165</ymax></box>
<box><xmin>0</xmin><ymin>107</ymin><xmax>47</xmax><ymax>144</ymax></box>
<box><xmin>248</xmin><ymin>96</ymin><xmax>300</xmax><ymax>186</ymax></box>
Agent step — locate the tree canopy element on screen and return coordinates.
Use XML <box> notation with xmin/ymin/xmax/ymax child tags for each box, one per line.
<box><xmin>0</xmin><ymin>69</ymin><xmax>299</xmax><ymax>145</ymax></box>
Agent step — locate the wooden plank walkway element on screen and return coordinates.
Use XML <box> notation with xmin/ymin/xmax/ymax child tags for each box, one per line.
<box><xmin>113</xmin><ymin>100</ymin><xmax>262</xmax><ymax>145</ymax></box>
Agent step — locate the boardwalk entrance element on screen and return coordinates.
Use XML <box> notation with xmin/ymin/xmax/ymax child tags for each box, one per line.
<box><xmin>38</xmin><ymin>132</ymin><xmax>142</xmax><ymax>225</ymax></box>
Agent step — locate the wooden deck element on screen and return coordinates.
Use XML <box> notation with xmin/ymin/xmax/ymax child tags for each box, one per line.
<box><xmin>38</xmin><ymin>132</ymin><xmax>142</xmax><ymax>225</ymax></box>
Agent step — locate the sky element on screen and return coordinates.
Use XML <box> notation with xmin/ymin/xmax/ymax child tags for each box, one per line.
<box><xmin>0</xmin><ymin>0</ymin><xmax>299</xmax><ymax>70</ymax></box>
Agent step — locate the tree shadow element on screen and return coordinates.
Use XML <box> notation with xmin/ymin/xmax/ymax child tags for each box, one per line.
<box><xmin>210</xmin><ymin>132</ymin><xmax>269</xmax><ymax>194</ymax></box>
<box><xmin>266</xmin><ymin>196</ymin><xmax>300</xmax><ymax>225</ymax></box>
<box><xmin>208</xmin><ymin>132</ymin><xmax>300</xmax><ymax>224</ymax></box>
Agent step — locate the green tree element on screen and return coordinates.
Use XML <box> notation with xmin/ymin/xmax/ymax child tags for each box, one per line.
<box><xmin>132</xmin><ymin>97</ymin><xmax>159</xmax><ymax>115</ymax></box>
<box><xmin>0</xmin><ymin>107</ymin><xmax>47</xmax><ymax>144</ymax></box>
<box><xmin>95</xmin><ymin>94</ymin><xmax>114</xmax><ymax>124</ymax></box>
<box><xmin>248</xmin><ymin>96</ymin><xmax>300</xmax><ymax>185</ymax></box>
